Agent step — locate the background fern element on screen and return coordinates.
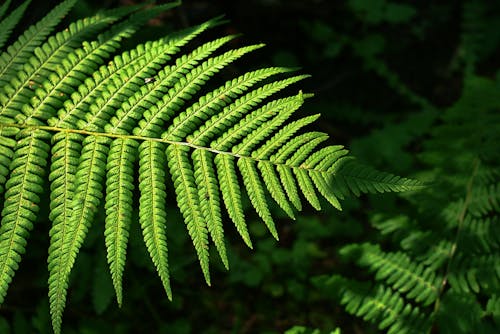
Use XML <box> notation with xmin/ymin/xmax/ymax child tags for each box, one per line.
<box><xmin>314</xmin><ymin>1</ymin><xmax>500</xmax><ymax>333</ymax></box>
<box><xmin>0</xmin><ymin>1</ymin><xmax>423</xmax><ymax>333</ymax></box>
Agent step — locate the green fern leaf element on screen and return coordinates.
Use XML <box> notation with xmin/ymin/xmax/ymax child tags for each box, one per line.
<box><xmin>167</xmin><ymin>144</ymin><xmax>211</xmax><ymax>284</ymax></box>
<box><xmin>47</xmin><ymin>132</ymin><xmax>81</xmax><ymax>330</ymax></box>
<box><xmin>340</xmin><ymin>243</ymin><xmax>441</xmax><ymax>306</ymax></box>
<box><xmin>49</xmin><ymin>136</ymin><xmax>109</xmax><ymax>334</ymax></box>
<box><xmin>215</xmin><ymin>154</ymin><xmax>252</xmax><ymax>248</ymax></box>
<box><xmin>214</xmin><ymin>94</ymin><xmax>304</xmax><ymax>153</ymax></box>
<box><xmin>270</xmin><ymin>132</ymin><xmax>330</xmax><ymax>210</ymax></box>
<box><xmin>0</xmin><ymin>126</ymin><xmax>18</xmax><ymax>195</ymax></box>
<box><xmin>238</xmin><ymin>157</ymin><xmax>278</xmax><ymax>239</ymax></box>
<box><xmin>317</xmin><ymin>275</ymin><xmax>432</xmax><ymax>334</ymax></box>
<box><xmin>294</xmin><ymin>168</ymin><xmax>322</xmax><ymax>211</ymax></box>
<box><xmin>193</xmin><ymin>148</ymin><xmax>228</xmax><ymax>269</ymax></box>
<box><xmin>0</xmin><ymin>11</ymin><xmax>127</xmax><ymax>121</ymax></box>
<box><xmin>0</xmin><ymin>0</ymin><xmax>12</xmax><ymax>20</ymax></box>
<box><xmin>138</xmin><ymin>141</ymin><xmax>172</xmax><ymax>299</ymax></box>
<box><xmin>0</xmin><ymin>130</ymin><xmax>50</xmax><ymax>304</ymax></box>
<box><xmin>0</xmin><ymin>0</ymin><xmax>31</xmax><ymax>49</ymax></box>
<box><xmin>276</xmin><ymin>165</ymin><xmax>302</xmax><ymax>211</ymax></box>
<box><xmin>104</xmin><ymin>138</ymin><xmax>137</xmax><ymax>306</ymax></box>
<box><xmin>330</xmin><ymin>158</ymin><xmax>426</xmax><ymax>197</ymax></box>
<box><xmin>0</xmin><ymin>0</ymin><xmax>77</xmax><ymax>86</ymax></box>
<box><xmin>259</xmin><ymin>160</ymin><xmax>296</xmax><ymax>219</ymax></box>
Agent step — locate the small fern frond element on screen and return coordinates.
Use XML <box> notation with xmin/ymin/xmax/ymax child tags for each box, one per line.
<box><xmin>330</xmin><ymin>158</ymin><xmax>426</xmax><ymax>198</ymax></box>
<box><xmin>317</xmin><ymin>275</ymin><xmax>431</xmax><ymax>334</ymax></box>
<box><xmin>114</xmin><ymin>34</ymin><xmax>242</xmax><ymax>136</ymax></box>
<box><xmin>138</xmin><ymin>141</ymin><xmax>172</xmax><ymax>300</ymax></box>
<box><xmin>215</xmin><ymin>153</ymin><xmax>252</xmax><ymax>248</ymax></box>
<box><xmin>329</xmin><ymin>72</ymin><xmax>499</xmax><ymax>333</ymax></box>
<box><xmin>0</xmin><ymin>0</ymin><xmax>12</xmax><ymax>20</ymax></box>
<box><xmin>186</xmin><ymin>67</ymin><xmax>296</xmax><ymax>146</ymax></box>
<box><xmin>340</xmin><ymin>243</ymin><xmax>441</xmax><ymax>306</ymax></box>
<box><xmin>193</xmin><ymin>148</ymin><xmax>228</xmax><ymax>269</ymax></box>
<box><xmin>0</xmin><ymin>0</ymin><xmax>31</xmax><ymax>49</ymax></box>
<box><xmin>49</xmin><ymin>136</ymin><xmax>109</xmax><ymax>334</ymax></box>
<box><xmin>167</xmin><ymin>144</ymin><xmax>211</xmax><ymax>284</ymax></box>
<box><xmin>238</xmin><ymin>157</ymin><xmax>278</xmax><ymax>239</ymax></box>
<box><xmin>0</xmin><ymin>0</ymin><xmax>77</xmax><ymax>87</ymax></box>
<box><xmin>211</xmin><ymin>95</ymin><xmax>305</xmax><ymax>152</ymax></box>
<box><xmin>104</xmin><ymin>138</ymin><xmax>138</xmax><ymax>306</ymax></box>
<box><xmin>0</xmin><ymin>126</ymin><xmax>18</xmax><ymax>195</ymax></box>
<box><xmin>468</xmin><ymin>183</ymin><xmax>500</xmax><ymax>217</ymax></box>
<box><xmin>0</xmin><ymin>11</ymin><xmax>123</xmax><ymax>116</ymax></box>
<box><xmin>448</xmin><ymin>253</ymin><xmax>500</xmax><ymax>294</ymax></box>
<box><xmin>0</xmin><ymin>130</ymin><xmax>50</xmax><ymax>304</ymax></box>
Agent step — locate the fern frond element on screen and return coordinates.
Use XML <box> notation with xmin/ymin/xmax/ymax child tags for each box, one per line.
<box><xmin>104</xmin><ymin>138</ymin><xmax>137</xmax><ymax>306</ymax></box>
<box><xmin>468</xmin><ymin>183</ymin><xmax>500</xmax><ymax>217</ymax></box>
<box><xmin>193</xmin><ymin>148</ymin><xmax>228</xmax><ymax>269</ymax></box>
<box><xmin>271</xmin><ymin>132</ymin><xmax>329</xmax><ymax>210</ymax></box>
<box><xmin>167</xmin><ymin>144</ymin><xmax>211</xmax><ymax>284</ymax></box>
<box><xmin>186</xmin><ymin>67</ymin><xmax>295</xmax><ymax>146</ymax></box>
<box><xmin>0</xmin><ymin>10</ymin><xmax>128</xmax><ymax>120</ymax></box>
<box><xmin>51</xmin><ymin>17</ymin><xmax>218</xmax><ymax>131</ymax></box>
<box><xmin>318</xmin><ymin>275</ymin><xmax>431</xmax><ymax>334</ymax></box>
<box><xmin>0</xmin><ymin>0</ymin><xmax>12</xmax><ymax>20</ymax></box>
<box><xmin>330</xmin><ymin>158</ymin><xmax>426</xmax><ymax>198</ymax></box>
<box><xmin>0</xmin><ymin>0</ymin><xmax>76</xmax><ymax>86</ymax></box>
<box><xmin>138</xmin><ymin>141</ymin><xmax>172</xmax><ymax>299</ymax></box>
<box><xmin>0</xmin><ymin>130</ymin><xmax>50</xmax><ymax>304</ymax></box>
<box><xmin>461</xmin><ymin>216</ymin><xmax>500</xmax><ymax>252</ymax></box>
<box><xmin>112</xmin><ymin>34</ymin><xmax>240</xmax><ymax>136</ymax></box>
<box><xmin>161</xmin><ymin>44</ymin><xmax>267</xmax><ymax>141</ymax></box>
<box><xmin>215</xmin><ymin>94</ymin><xmax>305</xmax><ymax>153</ymax></box>
<box><xmin>215</xmin><ymin>154</ymin><xmax>252</xmax><ymax>248</ymax></box>
<box><xmin>340</xmin><ymin>243</ymin><xmax>441</xmax><ymax>306</ymax></box>
<box><xmin>0</xmin><ymin>0</ymin><xmax>31</xmax><ymax>49</ymax></box>
<box><xmin>47</xmin><ymin>132</ymin><xmax>81</xmax><ymax>324</ymax></box>
<box><xmin>449</xmin><ymin>253</ymin><xmax>500</xmax><ymax>294</ymax></box>
<box><xmin>0</xmin><ymin>126</ymin><xmax>18</xmax><ymax>195</ymax></box>
<box><xmin>49</xmin><ymin>135</ymin><xmax>109</xmax><ymax>334</ymax></box>
<box><xmin>238</xmin><ymin>157</ymin><xmax>278</xmax><ymax>239</ymax></box>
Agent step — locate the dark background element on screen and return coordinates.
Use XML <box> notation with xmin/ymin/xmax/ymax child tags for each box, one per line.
<box><xmin>2</xmin><ymin>0</ymin><xmax>500</xmax><ymax>333</ymax></box>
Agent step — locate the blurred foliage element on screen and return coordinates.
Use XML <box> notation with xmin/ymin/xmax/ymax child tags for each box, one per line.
<box><xmin>1</xmin><ymin>0</ymin><xmax>499</xmax><ymax>333</ymax></box>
